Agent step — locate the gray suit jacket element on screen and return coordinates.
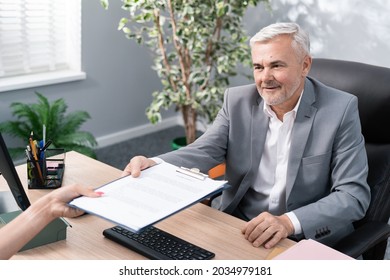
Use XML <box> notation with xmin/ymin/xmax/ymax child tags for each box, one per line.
<box><xmin>160</xmin><ymin>77</ymin><xmax>371</xmax><ymax>246</ymax></box>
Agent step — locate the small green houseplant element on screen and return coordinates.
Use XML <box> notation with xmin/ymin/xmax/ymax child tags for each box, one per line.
<box><xmin>101</xmin><ymin>0</ymin><xmax>269</xmax><ymax>144</ymax></box>
<box><xmin>0</xmin><ymin>92</ymin><xmax>97</xmax><ymax>159</ymax></box>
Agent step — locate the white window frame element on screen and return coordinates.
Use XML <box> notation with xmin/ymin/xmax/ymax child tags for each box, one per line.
<box><xmin>0</xmin><ymin>0</ymin><xmax>85</xmax><ymax>93</ymax></box>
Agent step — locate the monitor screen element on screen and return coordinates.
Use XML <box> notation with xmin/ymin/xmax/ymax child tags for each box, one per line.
<box><xmin>0</xmin><ymin>133</ymin><xmax>30</xmax><ymax>211</ymax></box>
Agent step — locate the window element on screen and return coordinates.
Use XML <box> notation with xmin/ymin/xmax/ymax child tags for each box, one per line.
<box><xmin>0</xmin><ymin>0</ymin><xmax>85</xmax><ymax>92</ymax></box>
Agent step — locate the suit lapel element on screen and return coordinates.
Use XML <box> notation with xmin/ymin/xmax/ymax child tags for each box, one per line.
<box><xmin>224</xmin><ymin>96</ymin><xmax>268</xmax><ymax>214</ymax></box>
<box><xmin>286</xmin><ymin>80</ymin><xmax>317</xmax><ymax>199</ymax></box>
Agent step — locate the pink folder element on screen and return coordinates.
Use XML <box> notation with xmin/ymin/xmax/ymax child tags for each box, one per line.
<box><xmin>272</xmin><ymin>239</ymin><xmax>354</xmax><ymax>260</ymax></box>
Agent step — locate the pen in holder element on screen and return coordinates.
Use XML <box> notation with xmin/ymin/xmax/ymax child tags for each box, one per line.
<box><xmin>27</xmin><ymin>148</ymin><xmax>65</xmax><ymax>189</ymax></box>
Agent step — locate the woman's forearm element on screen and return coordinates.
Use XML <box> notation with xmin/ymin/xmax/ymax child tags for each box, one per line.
<box><xmin>0</xmin><ymin>196</ymin><xmax>55</xmax><ymax>259</ymax></box>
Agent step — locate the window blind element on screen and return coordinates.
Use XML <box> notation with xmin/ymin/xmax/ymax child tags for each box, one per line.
<box><xmin>0</xmin><ymin>0</ymin><xmax>81</xmax><ymax>79</ymax></box>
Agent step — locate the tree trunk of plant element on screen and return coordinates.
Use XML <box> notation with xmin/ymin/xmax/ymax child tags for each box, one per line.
<box><xmin>181</xmin><ymin>105</ymin><xmax>197</xmax><ymax>145</ymax></box>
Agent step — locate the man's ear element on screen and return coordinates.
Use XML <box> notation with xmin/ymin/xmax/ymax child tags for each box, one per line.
<box><xmin>302</xmin><ymin>55</ymin><xmax>312</xmax><ymax>77</ymax></box>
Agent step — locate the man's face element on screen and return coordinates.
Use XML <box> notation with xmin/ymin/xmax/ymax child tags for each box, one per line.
<box><xmin>251</xmin><ymin>35</ymin><xmax>311</xmax><ymax>112</ymax></box>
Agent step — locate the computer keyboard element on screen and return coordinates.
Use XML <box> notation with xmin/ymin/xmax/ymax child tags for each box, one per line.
<box><xmin>103</xmin><ymin>225</ymin><xmax>215</xmax><ymax>260</ymax></box>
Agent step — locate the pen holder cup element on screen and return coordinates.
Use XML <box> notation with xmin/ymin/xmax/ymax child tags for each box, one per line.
<box><xmin>27</xmin><ymin>148</ymin><xmax>65</xmax><ymax>189</ymax></box>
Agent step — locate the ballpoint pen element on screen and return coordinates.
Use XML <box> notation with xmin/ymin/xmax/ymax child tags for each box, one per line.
<box><xmin>25</xmin><ymin>147</ymin><xmax>32</xmax><ymax>161</ymax></box>
<box><xmin>26</xmin><ymin>145</ymin><xmax>40</xmax><ymax>186</ymax></box>
<box><xmin>43</xmin><ymin>124</ymin><xmax>46</xmax><ymax>147</ymax></box>
<box><xmin>29</xmin><ymin>132</ymin><xmax>44</xmax><ymax>185</ymax></box>
<box><xmin>41</xmin><ymin>139</ymin><xmax>52</xmax><ymax>152</ymax></box>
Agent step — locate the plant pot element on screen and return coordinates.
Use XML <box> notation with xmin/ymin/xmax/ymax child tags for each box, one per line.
<box><xmin>171</xmin><ymin>137</ymin><xmax>187</xmax><ymax>150</ymax></box>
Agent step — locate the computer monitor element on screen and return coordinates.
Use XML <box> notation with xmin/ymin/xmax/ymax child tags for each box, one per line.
<box><xmin>0</xmin><ymin>133</ymin><xmax>31</xmax><ymax>212</ymax></box>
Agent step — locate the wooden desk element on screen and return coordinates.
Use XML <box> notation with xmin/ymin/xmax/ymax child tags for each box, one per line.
<box><xmin>1</xmin><ymin>151</ymin><xmax>295</xmax><ymax>260</ymax></box>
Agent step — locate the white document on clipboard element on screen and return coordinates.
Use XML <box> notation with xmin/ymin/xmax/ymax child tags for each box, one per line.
<box><xmin>69</xmin><ymin>161</ymin><xmax>228</xmax><ymax>232</ymax></box>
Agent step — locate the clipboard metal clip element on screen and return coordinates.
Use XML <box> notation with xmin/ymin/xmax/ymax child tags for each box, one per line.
<box><xmin>176</xmin><ymin>166</ymin><xmax>208</xmax><ymax>180</ymax></box>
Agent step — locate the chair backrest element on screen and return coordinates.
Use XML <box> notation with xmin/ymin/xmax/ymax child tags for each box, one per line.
<box><xmin>309</xmin><ymin>58</ymin><xmax>390</xmax><ymax>259</ymax></box>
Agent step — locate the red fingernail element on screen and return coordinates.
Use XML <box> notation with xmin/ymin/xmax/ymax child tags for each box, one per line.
<box><xmin>96</xmin><ymin>191</ymin><xmax>105</xmax><ymax>196</ymax></box>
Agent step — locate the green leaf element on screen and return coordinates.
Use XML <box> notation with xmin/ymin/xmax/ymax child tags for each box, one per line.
<box><xmin>122</xmin><ymin>27</ymin><xmax>131</xmax><ymax>34</ymax></box>
<box><xmin>118</xmin><ymin>17</ymin><xmax>128</xmax><ymax>30</ymax></box>
<box><xmin>100</xmin><ymin>0</ymin><xmax>109</xmax><ymax>10</ymax></box>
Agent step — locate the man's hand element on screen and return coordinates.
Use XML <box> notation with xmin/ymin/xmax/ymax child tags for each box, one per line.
<box><xmin>241</xmin><ymin>212</ymin><xmax>294</xmax><ymax>249</ymax></box>
<box><xmin>122</xmin><ymin>156</ymin><xmax>157</xmax><ymax>177</ymax></box>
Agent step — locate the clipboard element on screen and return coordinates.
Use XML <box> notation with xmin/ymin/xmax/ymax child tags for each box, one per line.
<box><xmin>176</xmin><ymin>166</ymin><xmax>209</xmax><ymax>180</ymax></box>
<box><xmin>69</xmin><ymin>161</ymin><xmax>229</xmax><ymax>232</ymax></box>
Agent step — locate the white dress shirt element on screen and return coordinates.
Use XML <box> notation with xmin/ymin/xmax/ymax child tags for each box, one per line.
<box><xmin>252</xmin><ymin>92</ymin><xmax>304</xmax><ymax>235</ymax></box>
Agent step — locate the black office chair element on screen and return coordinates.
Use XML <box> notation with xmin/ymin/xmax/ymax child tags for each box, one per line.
<box><xmin>309</xmin><ymin>58</ymin><xmax>390</xmax><ymax>259</ymax></box>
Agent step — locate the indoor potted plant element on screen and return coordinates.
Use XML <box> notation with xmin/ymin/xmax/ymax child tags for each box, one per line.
<box><xmin>0</xmin><ymin>92</ymin><xmax>97</xmax><ymax>159</ymax></box>
<box><xmin>101</xmin><ymin>0</ymin><xmax>269</xmax><ymax>145</ymax></box>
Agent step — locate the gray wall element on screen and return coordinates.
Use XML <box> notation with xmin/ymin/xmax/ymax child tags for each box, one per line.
<box><xmin>1</xmin><ymin>0</ymin><xmax>389</xmax><ymax>148</ymax></box>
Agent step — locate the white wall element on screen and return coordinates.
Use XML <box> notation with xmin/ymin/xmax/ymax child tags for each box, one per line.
<box><xmin>244</xmin><ymin>0</ymin><xmax>390</xmax><ymax>68</ymax></box>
